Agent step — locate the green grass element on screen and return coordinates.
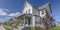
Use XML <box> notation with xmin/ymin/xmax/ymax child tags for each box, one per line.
<box><xmin>3</xmin><ymin>25</ymin><xmax>11</xmax><ymax>30</ymax></box>
<box><xmin>49</xmin><ymin>26</ymin><xmax>60</xmax><ymax>30</ymax></box>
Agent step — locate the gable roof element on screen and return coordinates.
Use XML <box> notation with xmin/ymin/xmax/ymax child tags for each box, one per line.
<box><xmin>38</xmin><ymin>2</ymin><xmax>50</xmax><ymax>10</ymax></box>
<box><xmin>19</xmin><ymin>1</ymin><xmax>52</xmax><ymax>17</ymax></box>
<box><xmin>23</xmin><ymin>1</ymin><xmax>52</xmax><ymax>12</ymax></box>
<box><xmin>22</xmin><ymin>1</ymin><xmax>40</xmax><ymax>12</ymax></box>
<box><xmin>38</xmin><ymin>2</ymin><xmax>52</xmax><ymax>13</ymax></box>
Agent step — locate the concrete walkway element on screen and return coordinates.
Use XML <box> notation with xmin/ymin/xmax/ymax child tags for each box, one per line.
<box><xmin>0</xmin><ymin>25</ymin><xmax>5</xmax><ymax>30</ymax></box>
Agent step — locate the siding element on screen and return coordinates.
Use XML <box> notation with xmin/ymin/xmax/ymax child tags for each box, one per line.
<box><xmin>32</xmin><ymin>8</ymin><xmax>40</xmax><ymax>16</ymax></box>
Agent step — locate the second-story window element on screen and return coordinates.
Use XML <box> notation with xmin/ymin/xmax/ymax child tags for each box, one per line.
<box><xmin>26</xmin><ymin>11</ymin><xmax>27</xmax><ymax>14</ymax></box>
<box><xmin>41</xmin><ymin>10</ymin><xmax>44</xmax><ymax>15</ymax></box>
<box><xmin>40</xmin><ymin>10</ymin><xmax>44</xmax><ymax>15</ymax></box>
<box><xmin>28</xmin><ymin>9</ymin><xmax>30</xmax><ymax>14</ymax></box>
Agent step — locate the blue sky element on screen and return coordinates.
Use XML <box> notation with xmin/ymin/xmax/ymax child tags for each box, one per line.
<box><xmin>0</xmin><ymin>0</ymin><xmax>60</xmax><ymax>22</ymax></box>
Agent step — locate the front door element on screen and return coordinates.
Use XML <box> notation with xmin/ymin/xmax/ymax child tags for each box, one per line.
<box><xmin>25</xmin><ymin>17</ymin><xmax>31</xmax><ymax>25</ymax></box>
<box><xmin>28</xmin><ymin>18</ymin><xmax>30</xmax><ymax>25</ymax></box>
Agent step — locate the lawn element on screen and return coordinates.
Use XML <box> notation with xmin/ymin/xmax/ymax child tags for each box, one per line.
<box><xmin>49</xmin><ymin>26</ymin><xmax>60</xmax><ymax>30</ymax></box>
<box><xmin>26</xmin><ymin>26</ymin><xmax>60</xmax><ymax>30</ymax></box>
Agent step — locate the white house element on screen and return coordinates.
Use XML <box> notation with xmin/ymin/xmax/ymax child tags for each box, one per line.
<box><xmin>16</xmin><ymin>1</ymin><xmax>55</xmax><ymax>30</ymax></box>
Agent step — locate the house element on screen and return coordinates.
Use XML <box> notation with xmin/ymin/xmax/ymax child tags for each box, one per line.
<box><xmin>13</xmin><ymin>1</ymin><xmax>55</xmax><ymax>30</ymax></box>
<box><xmin>55</xmin><ymin>21</ymin><xmax>60</xmax><ymax>26</ymax></box>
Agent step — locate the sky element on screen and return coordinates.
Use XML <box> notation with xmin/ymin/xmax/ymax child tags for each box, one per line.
<box><xmin>0</xmin><ymin>0</ymin><xmax>60</xmax><ymax>23</ymax></box>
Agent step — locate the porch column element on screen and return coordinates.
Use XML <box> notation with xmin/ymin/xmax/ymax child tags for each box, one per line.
<box><xmin>32</xmin><ymin>16</ymin><xmax>35</xmax><ymax>28</ymax></box>
<box><xmin>24</xmin><ymin>16</ymin><xmax>25</xmax><ymax>26</ymax></box>
<box><xmin>27</xmin><ymin>18</ymin><xmax>28</xmax><ymax>26</ymax></box>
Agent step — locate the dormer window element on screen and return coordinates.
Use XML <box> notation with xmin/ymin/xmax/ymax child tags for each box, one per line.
<box><xmin>28</xmin><ymin>9</ymin><xmax>30</xmax><ymax>14</ymax></box>
<box><xmin>25</xmin><ymin>9</ymin><xmax>30</xmax><ymax>14</ymax></box>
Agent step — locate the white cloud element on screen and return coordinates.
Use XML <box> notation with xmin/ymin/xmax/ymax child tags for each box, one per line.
<box><xmin>0</xmin><ymin>8</ymin><xmax>9</xmax><ymax>12</ymax></box>
<box><xmin>3</xmin><ymin>9</ymin><xmax>9</xmax><ymax>12</ymax></box>
<box><xmin>0</xmin><ymin>8</ymin><xmax>10</xmax><ymax>23</ymax></box>
<box><xmin>8</xmin><ymin>12</ymin><xmax>20</xmax><ymax>17</ymax></box>
<box><xmin>0</xmin><ymin>8</ymin><xmax>9</xmax><ymax>16</ymax></box>
<box><xmin>5</xmin><ymin>17</ymin><xmax>11</xmax><ymax>19</ymax></box>
<box><xmin>0</xmin><ymin>9</ymin><xmax>7</xmax><ymax>16</ymax></box>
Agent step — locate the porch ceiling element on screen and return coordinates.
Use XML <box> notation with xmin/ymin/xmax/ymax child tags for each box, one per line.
<box><xmin>17</xmin><ymin>14</ymin><xmax>32</xmax><ymax>19</ymax></box>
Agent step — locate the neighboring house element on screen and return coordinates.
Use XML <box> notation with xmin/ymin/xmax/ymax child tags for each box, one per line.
<box><xmin>55</xmin><ymin>21</ymin><xmax>60</xmax><ymax>26</ymax></box>
<box><xmin>12</xmin><ymin>1</ymin><xmax>55</xmax><ymax>30</ymax></box>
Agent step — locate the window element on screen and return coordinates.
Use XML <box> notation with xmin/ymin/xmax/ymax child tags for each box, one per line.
<box><xmin>35</xmin><ymin>17</ymin><xmax>40</xmax><ymax>25</ymax></box>
<box><xmin>28</xmin><ymin>9</ymin><xmax>30</xmax><ymax>14</ymax></box>
<box><xmin>25</xmin><ymin>20</ymin><xmax>27</xmax><ymax>24</ymax></box>
<box><xmin>26</xmin><ymin>11</ymin><xmax>27</xmax><ymax>14</ymax></box>
<box><xmin>40</xmin><ymin>9</ymin><xmax>47</xmax><ymax>17</ymax></box>
<box><xmin>35</xmin><ymin>20</ymin><xmax>40</xmax><ymax>24</ymax></box>
<box><xmin>41</xmin><ymin>10</ymin><xmax>44</xmax><ymax>15</ymax></box>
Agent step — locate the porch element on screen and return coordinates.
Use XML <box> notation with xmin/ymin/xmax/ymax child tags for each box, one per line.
<box><xmin>17</xmin><ymin>14</ymin><xmax>43</xmax><ymax>30</ymax></box>
<box><xmin>17</xmin><ymin>14</ymin><xmax>33</xmax><ymax>26</ymax></box>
